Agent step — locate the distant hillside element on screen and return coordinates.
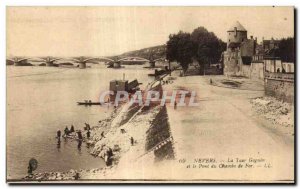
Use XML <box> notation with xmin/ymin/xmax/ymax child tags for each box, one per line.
<box><xmin>110</xmin><ymin>45</ymin><xmax>166</xmax><ymax>60</ymax></box>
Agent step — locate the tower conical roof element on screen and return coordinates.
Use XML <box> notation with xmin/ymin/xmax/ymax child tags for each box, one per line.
<box><xmin>227</xmin><ymin>21</ymin><xmax>247</xmax><ymax>32</ymax></box>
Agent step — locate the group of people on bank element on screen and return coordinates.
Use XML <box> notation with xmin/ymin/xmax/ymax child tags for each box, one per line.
<box><xmin>56</xmin><ymin>123</ymin><xmax>92</xmax><ymax>149</ymax></box>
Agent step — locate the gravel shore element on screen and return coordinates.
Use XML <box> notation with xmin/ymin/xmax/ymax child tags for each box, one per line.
<box><xmin>250</xmin><ymin>96</ymin><xmax>294</xmax><ymax>136</ymax></box>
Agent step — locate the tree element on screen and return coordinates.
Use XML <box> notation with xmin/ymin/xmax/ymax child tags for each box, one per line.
<box><xmin>268</xmin><ymin>37</ymin><xmax>294</xmax><ymax>63</ymax></box>
<box><xmin>278</xmin><ymin>37</ymin><xmax>294</xmax><ymax>63</ymax></box>
<box><xmin>166</xmin><ymin>27</ymin><xmax>226</xmax><ymax>75</ymax></box>
<box><xmin>166</xmin><ymin>31</ymin><xmax>194</xmax><ymax>74</ymax></box>
<box><xmin>190</xmin><ymin>27</ymin><xmax>226</xmax><ymax>74</ymax></box>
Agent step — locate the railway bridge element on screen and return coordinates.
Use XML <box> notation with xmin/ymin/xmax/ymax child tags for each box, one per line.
<box><xmin>7</xmin><ymin>56</ymin><xmax>166</xmax><ymax>69</ymax></box>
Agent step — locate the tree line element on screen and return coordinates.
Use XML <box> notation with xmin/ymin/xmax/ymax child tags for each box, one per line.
<box><xmin>265</xmin><ymin>37</ymin><xmax>294</xmax><ymax>63</ymax></box>
<box><xmin>166</xmin><ymin>27</ymin><xmax>226</xmax><ymax>75</ymax></box>
<box><xmin>277</xmin><ymin>37</ymin><xmax>294</xmax><ymax>63</ymax></box>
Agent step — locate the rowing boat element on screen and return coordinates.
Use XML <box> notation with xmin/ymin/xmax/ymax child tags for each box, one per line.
<box><xmin>77</xmin><ymin>102</ymin><xmax>101</xmax><ymax>105</ymax></box>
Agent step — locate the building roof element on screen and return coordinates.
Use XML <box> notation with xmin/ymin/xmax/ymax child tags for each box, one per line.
<box><xmin>227</xmin><ymin>21</ymin><xmax>247</xmax><ymax>32</ymax></box>
<box><xmin>263</xmin><ymin>39</ymin><xmax>280</xmax><ymax>45</ymax></box>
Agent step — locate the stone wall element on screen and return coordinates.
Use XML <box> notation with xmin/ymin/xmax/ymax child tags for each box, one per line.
<box><xmin>223</xmin><ymin>50</ymin><xmax>241</xmax><ymax>75</ymax></box>
<box><xmin>240</xmin><ymin>39</ymin><xmax>255</xmax><ymax>57</ymax></box>
<box><xmin>282</xmin><ymin>62</ymin><xmax>294</xmax><ymax>73</ymax></box>
<box><xmin>241</xmin><ymin>64</ymin><xmax>251</xmax><ymax>77</ymax></box>
<box><xmin>227</xmin><ymin>30</ymin><xmax>247</xmax><ymax>44</ymax></box>
<box><xmin>264</xmin><ymin>72</ymin><xmax>294</xmax><ymax>103</ymax></box>
<box><xmin>250</xmin><ymin>62</ymin><xmax>264</xmax><ymax>80</ymax></box>
<box><xmin>204</xmin><ymin>67</ymin><xmax>223</xmax><ymax>75</ymax></box>
<box><xmin>264</xmin><ymin>59</ymin><xmax>282</xmax><ymax>72</ymax></box>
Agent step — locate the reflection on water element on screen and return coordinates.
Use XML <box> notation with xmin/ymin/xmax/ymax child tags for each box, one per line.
<box><xmin>7</xmin><ymin>64</ymin><xmax>152</xmax><ymax>179</ymax></box>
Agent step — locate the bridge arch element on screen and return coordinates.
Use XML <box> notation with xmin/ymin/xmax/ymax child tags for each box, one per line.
<box><xmin>7</xmin><ymin>57</ymin><xmax>31</xmax><ymax>66</ymax></box>
<box><xmin>35</xmin><ymin>57</ymin><xmax>62</xmax><ymax>66</ymax></box>
<box><xmin>68</xmin><ymin>57</ymin><xmax>116</xmax><ymax>68</ymax></box>
<box><xmin>117</xmin><ymin>57</ymin><xmax>150</xmax><ymax>62</ymax></box>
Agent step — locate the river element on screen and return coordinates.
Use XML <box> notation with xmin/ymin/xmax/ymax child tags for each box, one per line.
<box><xmin>6</xmin><ymin>64</ymin><xmax>153</xmax><ymax>180</ymax></box>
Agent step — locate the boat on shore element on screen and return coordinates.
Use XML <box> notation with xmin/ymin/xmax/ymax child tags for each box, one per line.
<box><xmin>148</xmin><ymin>67</ymin><xmax>171</xmax><ymax>77</ymax></box>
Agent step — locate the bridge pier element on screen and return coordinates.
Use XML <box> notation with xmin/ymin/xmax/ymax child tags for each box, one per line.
<box><xmin>14</xmin><ymin>59</ymin><xmax>27</xmax><ymax>66</ymax></box>
<box><xmin>46</xmin><ymin>62</ymin><xmax>54</xmax><ymax>67</ymax></box>
<box><xmin>113</xmin><ymin>62</ymin><xmax>121</xmax><ymax>68</ymax></box>
<box><xmin>14</xmin><ymin>62</ymin><xmax>22</xmax><ymax>66</ymax></box>
<box><xmin>79</xmin><ymin>62</ymin><xmax>86</xmax><ymax>69</ymax></box>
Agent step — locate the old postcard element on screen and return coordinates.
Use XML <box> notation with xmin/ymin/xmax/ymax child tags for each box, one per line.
<box><xmin>6</xmin><ymin>6</ymin><xmax>295</xmax><ymax>183</ymax></box>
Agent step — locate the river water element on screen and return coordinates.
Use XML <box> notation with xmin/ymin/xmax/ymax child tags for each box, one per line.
<box><xmin>7</xmin><ymin>64</ymin><xmax>153</xmax><ymax>179</ymax></box>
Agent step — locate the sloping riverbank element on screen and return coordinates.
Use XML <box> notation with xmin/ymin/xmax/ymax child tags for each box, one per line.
<box><xmin>23</xmin><ymin>85</ymin><xmax>175</xmax><ymax>181</ymax></box>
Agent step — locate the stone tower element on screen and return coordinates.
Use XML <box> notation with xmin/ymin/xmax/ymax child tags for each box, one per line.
<box><xmin>223</xmin><ymin>21</ymin><xmax>247</xmax><ymax>75</ymax></box>
<box><xmin>227</xmin><ymin>21</ymin><xmax>247</xmax><ymax>47</ymax></box>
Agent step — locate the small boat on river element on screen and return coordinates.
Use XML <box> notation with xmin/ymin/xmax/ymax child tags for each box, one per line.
<box><xmin>77</xmin><ymin>101</ymin><xmax>102</xmax><ymax>106</ymax></box>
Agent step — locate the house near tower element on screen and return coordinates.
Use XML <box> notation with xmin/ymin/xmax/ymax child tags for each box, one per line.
<box><xmin>223</xmin><ymin>21</ymin><xmax>294</xmax><ymax>78</ymax></box>
<box><xmin>223</xmin><ymin>21</ymin><xmax>294</xmax><ymax>103</ymax></box>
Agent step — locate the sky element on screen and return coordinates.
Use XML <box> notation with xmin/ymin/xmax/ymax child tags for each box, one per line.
<box><xmin>7</xmin><ymin>6</ymin><xmax>294</xmax><ymax>57</ymax></box>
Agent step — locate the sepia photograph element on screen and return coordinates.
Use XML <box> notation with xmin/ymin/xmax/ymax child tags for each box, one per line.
<box><xmin>6</xmin><ymin>6</ymin><xmax>295</xmax><ymax>183</ymax></box>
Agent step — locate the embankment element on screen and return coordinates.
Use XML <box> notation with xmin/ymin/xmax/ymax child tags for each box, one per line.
<box><xmin>23</xmin><ymin>83</ymin><xmax>175</xmax><ymax>181</ymax></box>
<box><xmin>145</xmin><ymin>105</ymin><xmax>175</xmax><ymax>161</ymax></box>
